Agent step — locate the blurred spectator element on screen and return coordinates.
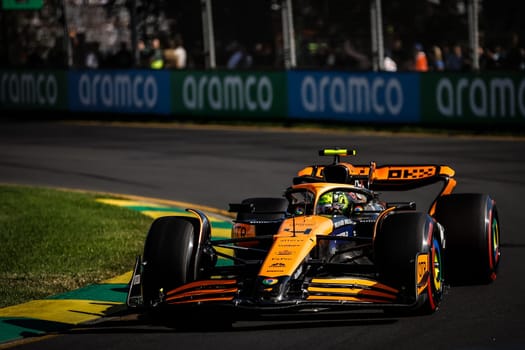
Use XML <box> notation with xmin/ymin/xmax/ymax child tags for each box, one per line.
<box><xmin>383</xmin><ymin>50</ymin><xmax>397</xmax><ymax>71</ymax></box>
<box><xmin>3</xmin><ymin>0</ymin><xmax>525</xmax><ymax>72</ymax></box>
<box><xmin>85</xmin><ymin>42</ymin><xmax>100</xmax><ymax>69</ymax></box>
<box><xmin>173</xmin><ymin>35</ymin><xmax>188</xmax><ymax>69</ymax></box>
<box><xmin>164</xmin><ymin>34</ymin><xmax>187</xmax><ymax>69</ymax></box>
<box><xmin>390</xmin><ymin>38</ymin><xmax>411</xmax><ymax>70</ymax></box>
<box><xmin>429</xmin><ymin>45</ymin><xmax>445</xmax><ymax>71</ymax></box>
<box><xmin>227</xmin><ymin>41</ymin><xmax>253</xmax><ymax>69</ymax></box>
<box><xmin>445</xmin><ymin>44</ymin><xmax>464</xmax><ymax>71</ymax></box>
<box><xmin>413</xmin><ymin>43</ymin><xmax>428</xmax><ymax>71</ymax></box>
<box><xmin>485</xmin><ymin>45</ymin><xmax>505</xmax><ymax>70</ymax></box>
<box><xmin>149</xmin><ymin>38</ymin><xmax>164</xmax><ymax>69</ymax></box>
<box><xmin>137</xmin><ymin>39</ymin><xmax>150</xmax><ymax>68</ymax></box>
<box><xmin>163</xmin><ymin>41</ymin><xmax>177</xmax><ymax>68</ymax></box>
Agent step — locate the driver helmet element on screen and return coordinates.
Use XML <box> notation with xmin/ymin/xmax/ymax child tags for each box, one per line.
<box><xmin>317</xmin><ymin>191</ymin><xmax>350</xmax><ymax>215</ymax></box>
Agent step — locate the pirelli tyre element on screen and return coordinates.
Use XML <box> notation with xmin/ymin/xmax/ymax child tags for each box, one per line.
<box><xmin>141</xmin><ymin>216</ymin><xmax>200</xmax><ymax>309</ymax></box>
<box><xmin>375</xmin><ymin>211</ymin><xmax>444</xmax><ymax>314</ymax></box>
<box><xmin>433</xmin><ymin>193</ymin><xmax>501</xmax><ymax>285</ymax></box>
<box><xmin>141</xmin><ymin>216</ymin><xmax>232</xmax><ymax>330</ymax></box>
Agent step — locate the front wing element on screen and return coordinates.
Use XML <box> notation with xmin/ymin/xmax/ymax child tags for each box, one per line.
<box><xmin>128</xmin><ymin>273</ymin><xmax>425</xmax><ymax>313</ymax></box>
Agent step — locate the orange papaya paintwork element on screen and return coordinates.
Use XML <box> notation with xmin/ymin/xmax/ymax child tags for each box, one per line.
<box><xmin>259</xmin><ymin>216</ymin><xmax>332</xmax><ymax>278</ymax></box>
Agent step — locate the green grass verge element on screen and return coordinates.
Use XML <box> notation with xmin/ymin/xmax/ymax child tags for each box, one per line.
<box><xmin>0</xmin><ymin>185</ymin><xmax>152</xmax><ymax>308</ymax></box>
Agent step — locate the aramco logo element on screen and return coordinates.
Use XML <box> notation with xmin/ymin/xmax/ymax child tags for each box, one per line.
<box><xmin>0</xmin><ymin>72</ymin><xmax>58</xmax><ymax>105</ymax></box>
<box><xmin>299</xmin><ymin>75</ymin><xmax>404</xmax><ymax>115</ymax></box>
<box><xmin>182</xmin><ymin>75</ymin><xmax>273</xmax><ymax>111</ymax></box>
<box><xmin>78</xmin><ymin>73</ymin><xmax>158</xmax><ymax>109</ymax></box>
<box><xmin>436</xmin><ymin>77</ymin><xmax>525</xmax><ymax>118</ymax></box>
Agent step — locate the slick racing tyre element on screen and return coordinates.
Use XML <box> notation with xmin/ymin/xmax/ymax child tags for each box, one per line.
<box><xmin>375</xmin><ymin>211</ymin><xmax>444</xmax><ymax>314</ymax></box>
<box><xmin>433</xmin><ymin>193</ymin><xmax>501</xmax><ymax>285</ymax></box>
<box><xmin>141</xmin><ymin>216</ymin><xmax>232</xmax><ymax>330</ymax></box>
<box><xmin>141</xmin><ymin>216</ymin><xmax>199</xmax><ymax>309</ymax></box>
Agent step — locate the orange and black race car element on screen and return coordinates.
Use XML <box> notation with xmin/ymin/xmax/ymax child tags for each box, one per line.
<box><xmin>126</xmin><ymin>149</ymin><xmax>500</xmax><ymax>327</ymax></box>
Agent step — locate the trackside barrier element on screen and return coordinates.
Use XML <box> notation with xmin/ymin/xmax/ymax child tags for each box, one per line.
<box><xmin>171</xmin><ymin>71</ymin><xmax>287</xmax><ymax>118</ymax></box>
<box><xmin>421</xmin><ymin>72</ymin><xmax>525</xmax><ymax>125</ymax></box>
<box><xmin>0</xmin><ymin>69</ymin><xmax>68</xmax><ymax>110</ymax></box>
<box><xmin>287</xmin><ymin>70</ymin><xmax>420</xmax><ymax>123</ymax></box>
<box><xmin>68</xmin><ymin>70</ymin><xmax>171</xmax><ymax>114</ymax></box>
<box><xmin>1</xmin><ymin>69</ymin><xmax>524</xmax><ymax>125</ymax></box>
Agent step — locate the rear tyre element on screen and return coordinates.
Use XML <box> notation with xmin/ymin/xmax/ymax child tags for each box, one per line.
<box><xmin>141</xmin><ymin>216</ymin><xmax>198</xmax><ymax>309</ymax></box>
<box><xmin>433</xmin><ymin>193</ymin><xmax>501</xmax><ymax>285</ymax></box>
<box><xmin>375</xmin><ymin>211</ymin><xmax>444</xmax><ymax>314</ymax></box>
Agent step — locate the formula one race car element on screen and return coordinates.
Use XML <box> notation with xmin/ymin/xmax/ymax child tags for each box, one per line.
<box><xmin>126</xmin><ymin>149</ymin><xmax>500</xmax><ymax>326</ymax></box>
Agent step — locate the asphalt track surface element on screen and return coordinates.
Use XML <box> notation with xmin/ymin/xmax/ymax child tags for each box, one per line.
<box><xmin>1</xmin><ymin>121</ymin><xmax>524</xmax><ymax>350</ymax></box>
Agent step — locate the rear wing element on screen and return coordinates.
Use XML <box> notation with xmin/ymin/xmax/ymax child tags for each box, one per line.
<box><xmin>294</xmin><ymin>149</ymin><xmax>457</xmax><ymax>215</ymax></box>
<box><xmin>296</xmin><ymin>162</ymin><xmax>455</xmax><ymax>188</ymax></box>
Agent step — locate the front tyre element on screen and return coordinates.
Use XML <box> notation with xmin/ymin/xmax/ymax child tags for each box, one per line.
<box><xmin>375</xmin><ymin>212</ymin><xmax>444</xmax><ymax>314</ymax></box>
<box><xmin>141</xmin><ymin>216</ymin><xmax>199</xmax><ymax>309</ymax></box>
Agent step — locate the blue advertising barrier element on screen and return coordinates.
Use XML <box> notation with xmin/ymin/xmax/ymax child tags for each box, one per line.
<box><xmin>68</xmin><ymin>70</ymin><xmax>171</xmax><ymax>114</ymax></box>
<box><xmin>287</xmin><ymin>71</ymin><xmax>420</xmax><ymax>123</ymax></box>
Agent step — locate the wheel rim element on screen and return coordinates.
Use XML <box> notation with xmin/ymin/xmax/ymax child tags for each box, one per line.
<box><xmin>423</xmin><ymin>237</ymin><xmax>443</xmax><ymax>312</ymax></box>
<box><xmin>489</xmin><ymin>212</ymin><xmax>500</xmax><ymax>280</ymax></box>
<box><xmin>431</xmin><ymin>238</ymin><xmax>443</xmax><ymax>293</ymax></box>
